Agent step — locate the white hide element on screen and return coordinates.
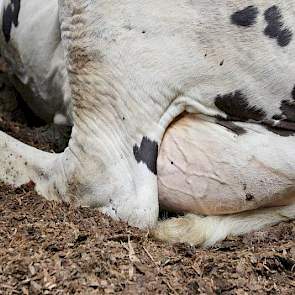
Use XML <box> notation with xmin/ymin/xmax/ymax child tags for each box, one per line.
<box><xmin>0</xmin><ymin>0</ymin><xmax>294</xmax><ymax>245</ymax></box>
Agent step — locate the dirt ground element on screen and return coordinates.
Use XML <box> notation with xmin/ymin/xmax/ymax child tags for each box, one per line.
<box><xmin>0</xmin><ymin>108</ymin><xmax>295</xmax><ymax>294</ymax></box>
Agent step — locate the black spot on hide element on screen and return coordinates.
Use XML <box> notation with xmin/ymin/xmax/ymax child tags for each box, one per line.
<box><xmin>246</xmin><ymin>193</ymin><xmax>254</xmax><ymax>201</ymax></box>
<box><xmin>133</xmin><ymin>137</ymin><xmax>158</xmax><ymax>175</ymax></box>
<box><xmin>215</xmin><ymin>116</ymin><xmax>246</xmax><ymax>136</ymax></box>
<box><xmin>263</xmin><ymin>87</ymin><xmax>295</xmax><ymax>136</ymax></box>
<box><xmin>272</xmin><ymin>114</ymin><xmax>284</xmax><ymax>120</ymax></box>
<box><xmin>265</xmin><ymin>125</ymin><xmax>295</xmax><ymax>137</ymax></box>
<box><xmin>264</xmin><ymin>5</ymin><xmax>293</xmax><ymax>47</ymax></box>
<box><xmin>291</xmin><ymin>85</ymin><xmax>295</xmax><ymax>100</ymax></box>
<box><xmin>263</xmin><ymin>119</ymin><xmax>295</xmax><ymax>137</ymax></box>
<box><xmin>231</xmin><ymin>6</ymin><xmax>259</xmax><ymax>27</ymax></box>
<box><xmin>280</xmin><ymin>100</ymin><xmax>295</xmax><ymax>122</ymax></box>
<box><xmin>214</xmin><ymin>91</ymin><xmax>266</xmax><ymax>121</ymax></box>
<box><xmin>277</xmin><ymin>29</ymin><xmax>293</xmax><ymax>47</ymax></box>
<box><xmin>2</xmin><ymin>0</ymin><xmax>21</xmax><ymax>42</ymax></box>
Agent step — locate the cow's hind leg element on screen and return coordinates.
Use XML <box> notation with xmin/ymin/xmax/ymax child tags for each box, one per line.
<box><xmin>153</xmin><ymin>203</ymin><xmax>295</xmax><ymax>247</ymax></box>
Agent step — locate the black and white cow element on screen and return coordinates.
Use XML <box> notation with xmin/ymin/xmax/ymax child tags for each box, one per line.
<box><xmin>0</xmin><ymin>0</ymin><xmax>295</xmax><ymax>246</ymax></box>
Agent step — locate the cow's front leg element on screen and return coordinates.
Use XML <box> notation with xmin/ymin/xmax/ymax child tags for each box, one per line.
<box><xmin>61</xmin><ymin>114</ymin><xmax>161</xmax><ymax>228</ymax></box>
<box><xmin>0</xmin><ymin>124</ymin><xmax>159</xmax><ymax>228</ymax></box>
<box><xmin>0</xmin><ymin>130</ymin><xmax>69</xmax><ymax>200</ymax></box>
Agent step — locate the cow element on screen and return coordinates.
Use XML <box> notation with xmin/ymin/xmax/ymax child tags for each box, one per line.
<box><xmin>0</xmin><ymin>0</ymin><xmax>295</xmax><ymax>247</ymax></box>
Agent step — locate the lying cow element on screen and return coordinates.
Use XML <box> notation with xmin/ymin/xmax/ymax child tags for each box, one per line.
<box><xmin>0</xmin><ymin>0</ymin><xmax>295</xmax><ymax>247</ymax></box>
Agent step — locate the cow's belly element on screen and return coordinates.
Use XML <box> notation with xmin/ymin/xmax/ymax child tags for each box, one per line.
<box><xmin>158</xmin><ymin>115</ymin><xmax>295</xmax><ymax>215</ymax></box>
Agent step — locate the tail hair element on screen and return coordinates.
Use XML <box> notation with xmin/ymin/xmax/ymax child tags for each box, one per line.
<box><xmin>152</xmin><ymin>204</ymin><xmax>295</xmax><ymax>247</ymax></box>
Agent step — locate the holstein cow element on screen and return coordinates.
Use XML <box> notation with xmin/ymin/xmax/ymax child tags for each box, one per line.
<box><xmin>0</xmin><ymin>0</ymin><xmax>295</xmax><ymax>247</ymax></box>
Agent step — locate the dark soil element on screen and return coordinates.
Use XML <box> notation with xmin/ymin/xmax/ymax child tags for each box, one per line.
<box><xmin>0</xmin><ymin>109</ymin><xmax>295</xmax><ymax>294</ymax></box>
